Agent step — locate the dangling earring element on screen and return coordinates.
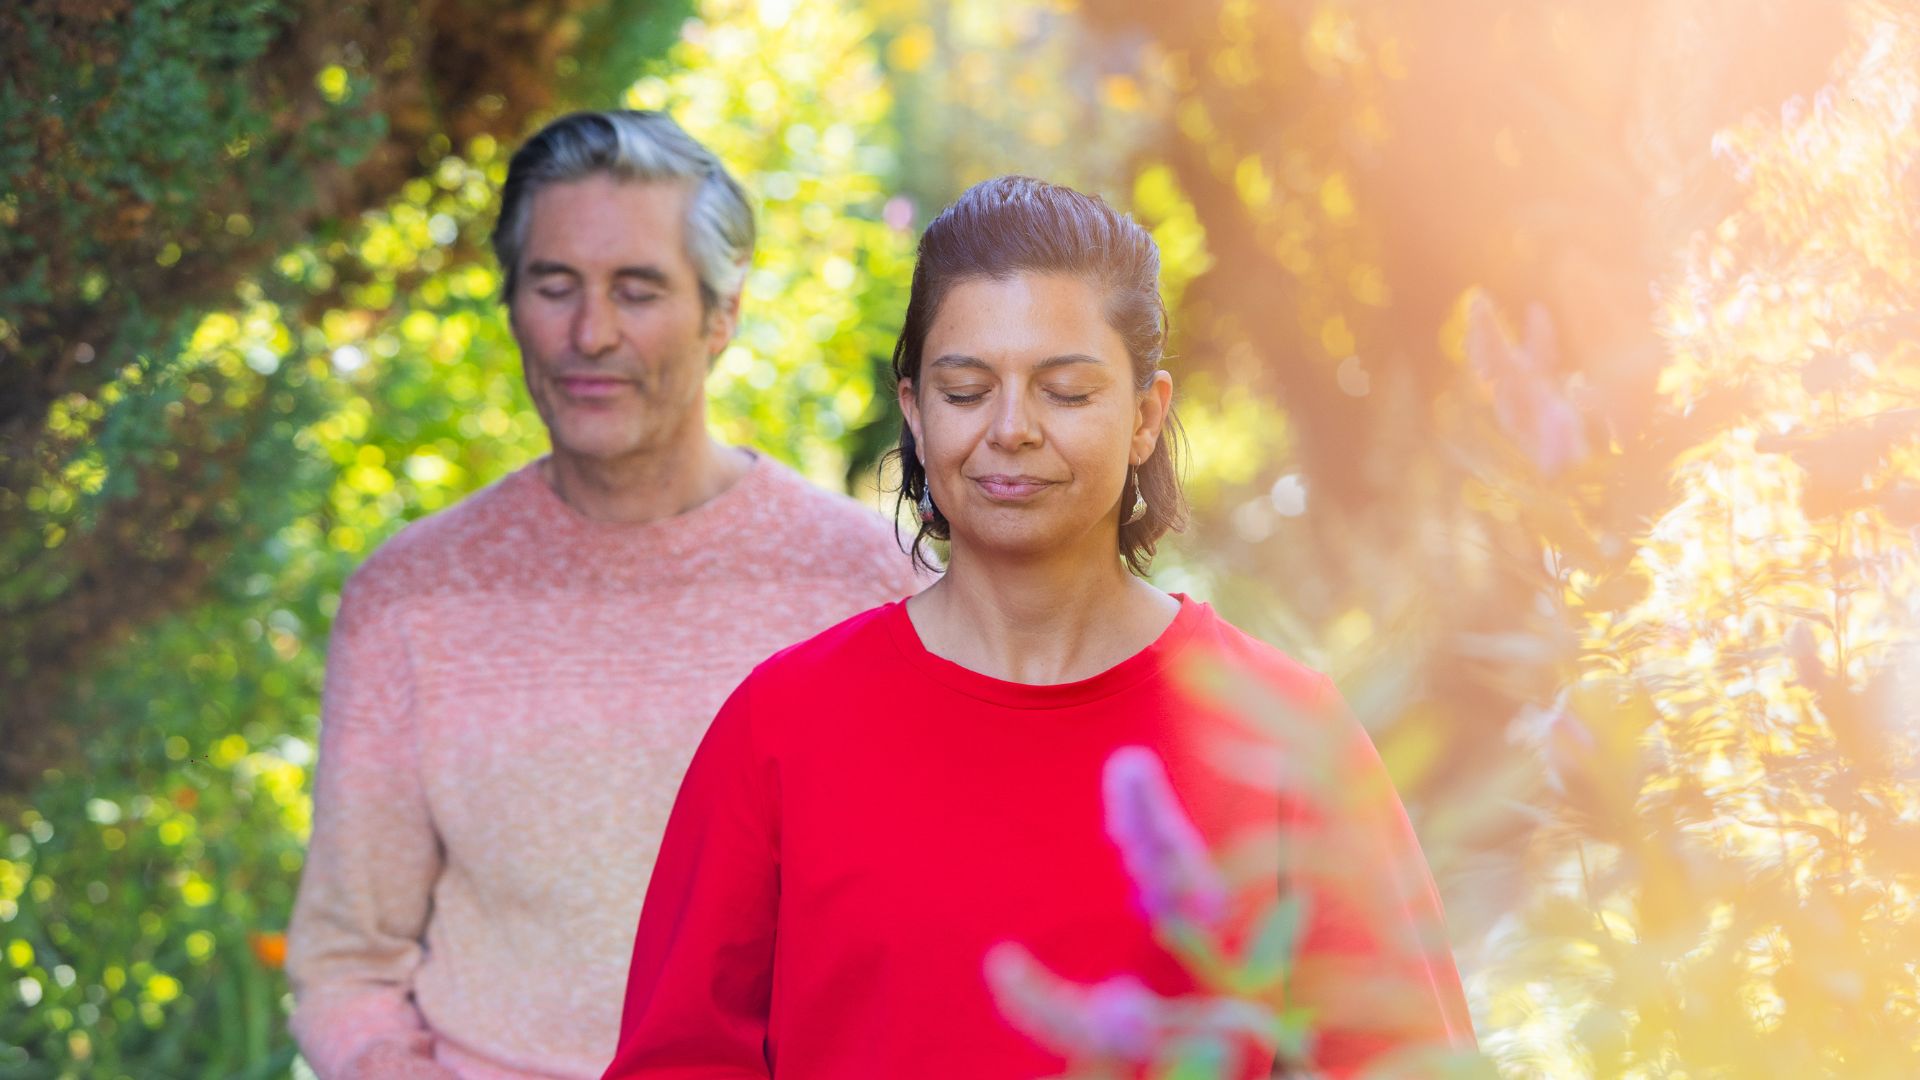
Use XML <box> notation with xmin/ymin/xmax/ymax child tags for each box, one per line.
<box><xmin>918</xmin><ymin>484</ymin><xmax>938</xmax><ymax>524</ymax></box>
<box><xmin>1123</xmin><ymin>465</ymin><xmax>1148</xmax><ymax>526</ymax></box>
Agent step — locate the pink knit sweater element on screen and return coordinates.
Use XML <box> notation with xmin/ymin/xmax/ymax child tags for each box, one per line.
<box><xmin>286</xmin><ymin>453</ymin><xmax>928</xmax><ymax>1079</ymax></box>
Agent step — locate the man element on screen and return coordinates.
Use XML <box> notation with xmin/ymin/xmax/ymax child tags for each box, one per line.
<box><xmin>286</xmin><ymin>111</ymin><xmax>928</xmax><ymax>1080</ymax></box>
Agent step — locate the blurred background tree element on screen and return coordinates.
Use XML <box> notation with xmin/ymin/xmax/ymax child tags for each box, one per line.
<box><xmin>4</xmin><ymin>0</ymin><xmax>1917</xmax><ymax>1076</ymax></box>
<box><xmin>0</xmin><ymin>0</ymin><xmax>687</xmax><ymax>792</ymax></box>
<box><xmin>1488</xmin><ymin>8</ymin><xmax>1920</xmax><ymax>1073</ymax></box>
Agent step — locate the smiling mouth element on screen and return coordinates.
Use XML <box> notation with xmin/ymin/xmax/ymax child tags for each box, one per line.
<box><xmin>554</xmin><ymin>375</ymin><xmax>635</xmax><ymax>400</ymax></box>
<box><xmin>973</xmin><ymin>476</ymin><xmax>1055</xmax><ymax>500</ymax></box>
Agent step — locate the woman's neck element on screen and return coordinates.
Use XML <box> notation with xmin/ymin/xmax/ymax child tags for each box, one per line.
<box><xmin>908</xmin><ymin>541</ymin><xmax>1180</xmax><ymax>685</ymax></box>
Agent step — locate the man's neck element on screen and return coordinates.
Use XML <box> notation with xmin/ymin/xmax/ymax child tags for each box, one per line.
<box><xmin>908</xmin><ymin>540</ymin><xmax>1178</xmax><ymax>685</ymax></box>
<box><xmin>541</xmin><ymin>436</ymin><xmax>754</xmax><ymax>525</ymax></box>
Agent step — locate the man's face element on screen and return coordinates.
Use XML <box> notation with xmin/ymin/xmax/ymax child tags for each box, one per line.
<box><xmin>508</xmin><ymin>174</ymin><xmax>739</xmax><ymax>465</ymax></box>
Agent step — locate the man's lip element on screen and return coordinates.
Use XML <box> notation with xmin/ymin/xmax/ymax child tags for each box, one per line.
<box><xmin>554</xmin><ymin>375</ymin><xmax>634</xmax><ymax>398</ymax></box>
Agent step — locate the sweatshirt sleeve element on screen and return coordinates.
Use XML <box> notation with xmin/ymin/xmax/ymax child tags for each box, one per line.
<box><xmin>1285</xmin><ymin>675</ymin><xmax>1478</xmax><ymax>1077</ymax></box>
<box><xmin>602</xmin><ymin>675</ymin><xmax>780</xmax><ymax>1079</ymax></box>
<box><xmin>285</xmin><ymin>575</ymin><xmax>451</xmax><ymax>1079</ymax></box>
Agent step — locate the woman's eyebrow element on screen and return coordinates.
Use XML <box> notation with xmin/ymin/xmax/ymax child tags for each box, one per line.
<box><xmin>1034</xmin><ymin>353</ymin><xmax>1104</xmax><ymax>371</ymax></box>
<box><xmin>928</xmin><ymin>353</ymin><xmax>1106</xmax><ymax>371</ymax></box>
<box><xmin>929</xmin><ymin>354</ymin><xmax>992</xmax><ymax>372</ymax></box>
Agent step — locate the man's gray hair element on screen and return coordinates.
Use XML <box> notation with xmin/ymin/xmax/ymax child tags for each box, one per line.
<box><xmin>491</xmin><ymin>110</ymin><xmax>756</xmax><ymax>310</ymax></box>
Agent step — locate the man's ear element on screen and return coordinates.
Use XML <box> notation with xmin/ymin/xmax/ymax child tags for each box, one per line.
<box><xmin>705</xmin><ymin>283</ymin><xmax>745</xmax><ymax>359</ymax></box>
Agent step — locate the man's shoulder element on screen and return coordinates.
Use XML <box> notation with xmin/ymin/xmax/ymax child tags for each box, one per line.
<box><xmin>344</xmin><ymin>465</ymin><xmax>538</xmax><ymax>605</ymax></box>
<box><xmin>756</xmin><ymin>457</ymin><xmax>898</xmax><ymax>540</ymax></box>
<box><xmin>750</xmin><ymin>456</ymin><xmax>929</xmax><ymax>587</ymax></box>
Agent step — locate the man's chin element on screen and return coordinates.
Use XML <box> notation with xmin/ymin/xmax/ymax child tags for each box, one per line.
<box><xmin>548</xmin><ymin>426</ymin><xmax>653</xmax><ymax>464</ymax></box>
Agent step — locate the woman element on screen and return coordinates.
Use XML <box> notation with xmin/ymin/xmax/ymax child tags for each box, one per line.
<box><xmin>601</xmin><ymin>177</ymin><xmax>1474</xmax><ymax>1079</ymax></box>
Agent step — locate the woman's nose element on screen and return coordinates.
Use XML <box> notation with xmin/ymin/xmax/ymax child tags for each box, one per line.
<box><xmin>987</xmin><ymin>388</ymin><xmax>1042</xmax><ymax>450</ymax></box>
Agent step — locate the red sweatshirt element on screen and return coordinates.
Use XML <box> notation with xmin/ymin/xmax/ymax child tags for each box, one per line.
<box><xmin>603</xmin><ymin>596</ymin><xmax>1474</xmax><ymax>1079</ymax></box>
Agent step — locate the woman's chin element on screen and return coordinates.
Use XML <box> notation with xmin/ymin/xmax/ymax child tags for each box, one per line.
<box><xmin>948</xmin><ymin>515</ymin><xmax>1113</xmax><ymax>563</ymax></box>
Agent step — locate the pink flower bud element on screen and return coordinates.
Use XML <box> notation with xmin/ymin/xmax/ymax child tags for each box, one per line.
<box><xmin>1104</xmin><ymin>746</ymin><xmax>1229</xmax><ymax>927</ymax></box>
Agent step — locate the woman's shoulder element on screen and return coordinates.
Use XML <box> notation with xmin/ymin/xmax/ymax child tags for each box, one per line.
<box><xmin>716</xmin><ymin>602</ymin><xmax>906</xmax><ymax>754</ymax></box>
<box><xmin>740</xmin><ymin>599</ymin><xmax>904</xmax><ymax>694</ymax></box>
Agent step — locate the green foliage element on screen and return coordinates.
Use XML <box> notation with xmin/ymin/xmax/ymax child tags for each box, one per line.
<box><xmin>0</xmin><ymin>321</ymin><xmax>337</xmax><ymax>803</ymax></box>
<box><xmin>561</xmin><ymin>0</ymin><xmax>694</xmax><ymax>110</ymax></box>
<box><xmin>0</xmin><ymin>0</ymin><xmax>696</xmax><ymax>797</ymax></box>
<box><xmin>0</xmin><ymin>621</ymin><xmax>311</xmax><ymax>1077</ymax></box>
<box><xmin>0</xmin><ymin>0</ymin><xmax>376</xmax><ymax>427</ymax></box>
<box><xmin>0</xmin><ymin>0</ymin><xmax>367</xmax><ymax>793</ymax></box>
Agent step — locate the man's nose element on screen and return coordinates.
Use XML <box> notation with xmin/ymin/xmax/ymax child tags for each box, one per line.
<box><xmin>571</xmin><ymin>292</ymin><xmax>620</xmax><ymax>357</ymax></box>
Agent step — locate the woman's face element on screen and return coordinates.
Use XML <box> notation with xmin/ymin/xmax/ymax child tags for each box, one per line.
<box><xmin>900</xmin><ymin>273</ymin><xmax>1171</xmax><ymax>564</ymax></box>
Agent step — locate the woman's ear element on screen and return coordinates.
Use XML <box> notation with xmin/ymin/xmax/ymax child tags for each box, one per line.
<box><xmin>898</xmin><ymin>378</ymin><xmax>925</xmax><ymax>462</ymax></box>
<box><xmin>1133</xmin><ymin>370</ymin><xmax>1173</xmax><ymax>462</ymax></box>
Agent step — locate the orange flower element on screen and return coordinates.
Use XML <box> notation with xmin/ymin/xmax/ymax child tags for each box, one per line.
<box><xmin>249</xmin><ymin>931</ymin><xmax>287</xmax><ymax>970</ymax></box>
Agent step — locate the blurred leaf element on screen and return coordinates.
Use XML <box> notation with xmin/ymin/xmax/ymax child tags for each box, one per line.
<box><xmin>1238</xmin><ymin>892</ymin><xmax>1307</xmax><ymax>989</ymax></box>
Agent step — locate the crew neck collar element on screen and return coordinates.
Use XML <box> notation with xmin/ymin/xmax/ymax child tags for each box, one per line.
<box><xmin>883</xmin><ymin>593</ymin><xmax>1207</xmax><ymax>710</ymax></box>
<box><xmin>512</xmin><ymin>448</ymin><xmax>770</xmax><ymax>552</ymax></box>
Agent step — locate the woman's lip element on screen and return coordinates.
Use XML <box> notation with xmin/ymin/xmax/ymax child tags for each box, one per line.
<box><xmin>973</xmin><ymin>476</ymin><xmax>1054</xmax><ymax>500</ymax></box>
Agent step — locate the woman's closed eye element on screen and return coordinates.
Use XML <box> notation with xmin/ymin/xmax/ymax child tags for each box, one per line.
<box><xmin>938</xmin><ymin>384</ymin><xmax>1097</xmax><ymax>406</ymax></box>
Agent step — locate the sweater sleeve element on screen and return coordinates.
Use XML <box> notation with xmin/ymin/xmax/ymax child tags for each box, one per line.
<box><xmin>286</xmin><ymin>576</ymin><xmax>452</xmax><ymax>1080</ymax></box>
<box><xmin>1285</xmin><ymin>676</ymin><xmax>1478</xmax><ymax>1077</ymax></box>
<box><xmin>602</xmin><ymin>676</ymin><xmax>780</xmax><ymax>1079</ymax></box>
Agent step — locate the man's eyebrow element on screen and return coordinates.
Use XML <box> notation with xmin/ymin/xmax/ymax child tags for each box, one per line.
<box><xmin>612</xmin><ymin>266</ymin><xmax>672</xmax><ymax>286</ymax></box>
<box><xmin>522</xmin><ymin>261</ymin><xmax>672</xmax><ymax>287</ymax></box>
